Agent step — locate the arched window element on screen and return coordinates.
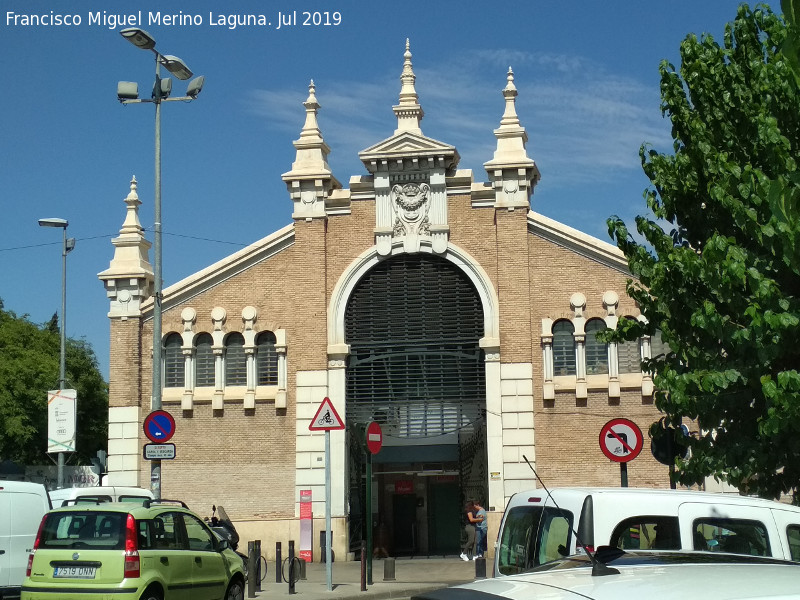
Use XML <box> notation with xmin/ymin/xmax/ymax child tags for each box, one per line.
<box><xmin>163</xmin><ymin>333</ymin><xmax>184</xmax><ymax>388</ymax></box>
<box><xmin>585</xmin><ymin>319</ymin><xmax>609</xmax><ymax>375</ymax></box>
<box><xmin>617</xmin><ymin>339</ymin><xmax>642</xmax><ymax>373</ymax></box>
<box><xmin>195</xmin><ymin>333</ymin><xmax>214</xmax><ymax>387</ymax></box>
<box><xmin>650</xmin><ymin>330</ymin><xmax>670</xmax><ymax>360</ymax></box>
<box><xmin>256</xmin><ymin>331</ymin><xmax>278</xmax><ymax>386</ymax></box>
<box><xmin>617</xmin><ymin>317</ymin><xmax>642</xmax><ymax>374</ymax></box>
<box><xmin>552</xmin><ymin>320</ymin><xmax>576</xmax><ymax>376</ymax></box>
<box><xmin>225</xmin><ymin>332</ymin><xmax>247</xmax><ymax>386</ymax></box>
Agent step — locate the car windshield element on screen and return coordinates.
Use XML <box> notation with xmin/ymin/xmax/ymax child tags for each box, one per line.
<box><xmin>39</xmin><ymin>511</ymin><xmax>126</xmax><ymax>550</ymax></box>
<box><xmin>496</xmin><ymin>505</ymin><xmax>573</xmax><ymax>574</ymax></box>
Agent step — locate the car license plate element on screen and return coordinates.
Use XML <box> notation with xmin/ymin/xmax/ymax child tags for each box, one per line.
<box><xmin>53</xmin><ymin>566</ymin><xmax>96</xmax><ymax>579</ymax></box>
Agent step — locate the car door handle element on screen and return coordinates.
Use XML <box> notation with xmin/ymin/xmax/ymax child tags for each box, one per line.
<box><xmin>195</xmin><ymin>557</ymin><xmax>202</xmax><ymax>564</ymax></box>
<box><xmin>160</xmin><ymin>557</ymin><xmax>169</xmax><ymax>565</ymax></box>
<box><xmin>0</xmin><ymin>550</ymin><xmax>5</xmax><ymax>555</ymax></box>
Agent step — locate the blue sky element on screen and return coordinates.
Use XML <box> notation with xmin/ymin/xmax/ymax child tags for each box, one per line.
<box><xmin>1</xmin><ymin>0</ymin><xmax>752</xmax><ymax>379</ymax></box>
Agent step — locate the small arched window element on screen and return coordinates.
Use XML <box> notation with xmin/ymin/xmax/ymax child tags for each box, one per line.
<box><xmin>163</xmin><ymin>333</ymin><xmax>184</xmax><ymax>388</ymax></box>
<box><xmin>617</xmin><ymin>317</ymin><xmax>642</xmax><ymax>374</ymax></box>
<box><xmin>585</xmin><ymin>319</ymin><xmax>609</xmax><ymax>375</ymax></box>
<box><xmin>195</xmin><ymin>333</ymin><xmax>214</xmax><ymax>387</ymax></box>
<box><xmin>552</xmin><ymin>320</ymin><xmax>576</xmax><ymax>376</ymax></box>
<box><xmin>225</xmin><ymin>332</ymin><xmax>247</xmax><ymax>386</ymax></box>
<box><xmin>650</xmin><ymin>330</ymin><xmax>671</xmax><ymax>360</ymax></box>
<box><xmin>256</xmin><ymin>331</ymin><xmax>278</xmax><ymax>386</ymax></box>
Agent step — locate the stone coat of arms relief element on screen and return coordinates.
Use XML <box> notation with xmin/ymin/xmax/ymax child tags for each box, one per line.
<box><xmin>391</xmin><ymin>182</ymin><xmax>431</xmax><ymax>252</ymax></box>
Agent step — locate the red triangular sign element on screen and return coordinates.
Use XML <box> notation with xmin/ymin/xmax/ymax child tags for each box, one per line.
<box><xmin>309</xmin><ymin>397</ymin><xmax>345</xmax><ymax>431</ymax></box>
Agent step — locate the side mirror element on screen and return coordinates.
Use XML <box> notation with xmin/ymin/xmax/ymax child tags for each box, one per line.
<box><xmin>217</xmin><ymin>538</ymin><xmax>230</xmax><ymax>551</ymax></box>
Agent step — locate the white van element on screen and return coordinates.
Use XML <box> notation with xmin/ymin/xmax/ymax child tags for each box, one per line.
<box><xmin>494</xmin><ymin>487</ymin><xmax>800</xmax><ymax>575</ymax></box>
<box><xmin>0</xmin><ymin>481</ymin><xmax>51</xmax><ymax>600</ymax></box>
<box><xmin>47</xmin><ymin>485</ymin><xmax>153</xmax><ymax>508</ymax></box>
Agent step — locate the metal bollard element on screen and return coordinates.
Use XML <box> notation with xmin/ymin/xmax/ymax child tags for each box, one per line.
<box><xmin>276</xmin><ymin>542</ymin><xmax>282</xmax><ymax>583</ymax></box>
<box><xmin>383</xmin><ymin>556</ymin><xmax>396</xmax><ymax>581</ymax></box>
<box><xmin>474</xmin><ymin>556</ymin><xmax>487</xmax><ymax>579</ymax></box>
<box><xmin>254</xmin><ymin>540</ymin><xmax>262</xmax><ymax>592</ymax></box>
<box><xmin>360</xmin><ymin>540</ymin><xmax>367</xmax><ymax>591</ymax></box>
<box><xmin>247</xmin><ymin>541</ymin><xmax>256</xmax><ymax>598</ymax></box>
<box><xmin>299</xmin><ymin>557</ymin><xmax>307</xmax><ymax>580</ymax></box>
<box><xmin>288</xmin><ymin>540</ymin><xmax>296</xmax><ymax>595</ymax></box>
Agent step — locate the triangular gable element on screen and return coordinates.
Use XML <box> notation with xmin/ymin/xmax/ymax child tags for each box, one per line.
<box><xmin>359</xmin><ymin>131</ymin><xmax>459</xmax><ymax>167</ymax></box>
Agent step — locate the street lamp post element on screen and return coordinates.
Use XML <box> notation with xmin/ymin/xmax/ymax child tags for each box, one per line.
<box><xmin>118</xmin><ymin>28</ymin><xmax>203</xmax><ymax>499</ymax></box>
<box><xmin>38</xmin><ymin>217</ymin><xmax>75</xmax><ymax>489</ymax></box>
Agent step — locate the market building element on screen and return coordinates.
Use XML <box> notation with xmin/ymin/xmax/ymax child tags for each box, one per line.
<box><xmin>99</xmin><ymin>41</ymin><xmax>668</xmax><ymax>559</ymax></box>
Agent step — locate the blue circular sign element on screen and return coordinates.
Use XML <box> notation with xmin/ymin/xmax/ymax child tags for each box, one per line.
<box><xmin>143</xmin><ymin>410</ymin><xmax>176</xmax><ymax>443</ymax></box>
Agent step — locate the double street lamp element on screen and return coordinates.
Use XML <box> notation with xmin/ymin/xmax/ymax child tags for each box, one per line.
<box><xmin>118</xmin><ymin>28</ymin><xmax>204</xmax><ymax>498</ymax></box>
<box><xmin>38</xmin><ymin>218</ymin><xmax>75</xmax><ymax>489</ymax></box>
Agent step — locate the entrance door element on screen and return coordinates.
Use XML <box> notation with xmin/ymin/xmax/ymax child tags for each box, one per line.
<box><xmin>392</xmin><ymin>495</ymin><xmax>418</xmax><ymax>555</ymax></box>
<box><xmin>428</xmin><ymin>483</ymin><xmax>461</xmax><ymax>555</ymax></box>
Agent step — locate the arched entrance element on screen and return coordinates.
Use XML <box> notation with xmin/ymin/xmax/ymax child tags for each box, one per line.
<box><xmin>344</xmin><ymin>253</ymin><xmax>487</xmax><ymax>556</ymax></box>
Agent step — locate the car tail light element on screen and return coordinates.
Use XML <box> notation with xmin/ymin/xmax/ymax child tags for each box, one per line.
<box><xmin>26</xmin><ymin>515</ymin><xmax>48</xmax><ymax>576</ymax></box>
<box><xmin>123</xmin><ymin>514</ymin><xmax>140</xmax><ymax>578</ymax></box>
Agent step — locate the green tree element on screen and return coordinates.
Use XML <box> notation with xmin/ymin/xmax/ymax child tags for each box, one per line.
<box><xmin>0</xmin><ymin>301</ymin><xmax>108</xmax><ymax>466</ymax></box>
<box><xmin>607</xmin><ymin>4</ymin><xmax>800</xmax><ymax>500</ymax></box>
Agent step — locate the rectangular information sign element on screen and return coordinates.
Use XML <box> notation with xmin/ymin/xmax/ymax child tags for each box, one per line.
<box><xmin>143</xmin><ymin>443</ymin><xmax>176</xmax><ymax>460</ymax></box>
<box><xmin>299</xmin><ymin>489</ymin><xmax>312</xmax><ymax>562</ymax></box>
<box><xmin>47</xmin><ymin>389</ymin><xmax>77</xmax><ymax>453</ymax></box>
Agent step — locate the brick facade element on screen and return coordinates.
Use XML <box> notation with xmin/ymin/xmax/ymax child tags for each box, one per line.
<box><xmin>100</xmin><ymin>46</ymin><xmax>667</xmax><ymax>560</ymax></box>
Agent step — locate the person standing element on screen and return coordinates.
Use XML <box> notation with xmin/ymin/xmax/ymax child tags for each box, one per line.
<box><xmin>473</xmin><ymin>499</ymin><xmax>488</xmax><ymax>559</ymax></box>
<box><xmin>460</xmin><ymin>500</ymin><xmax>478</xmax><ymax>561</ymax></box>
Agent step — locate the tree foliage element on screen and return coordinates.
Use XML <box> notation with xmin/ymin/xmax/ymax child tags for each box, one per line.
<box><xmin>0</xmin><ymin>301</ymin><xmax>108</xmax><ymax>466</ymax></box>
<box><xmin>607</xmin><ymin>4</ymin><xmax>800</xmax><ymax>499</ymax></box>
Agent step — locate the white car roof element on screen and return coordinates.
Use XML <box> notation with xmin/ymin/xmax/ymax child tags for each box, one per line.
<box><xmin>450</xmin><ymin>559</ymin><xmax>800</xmax><ymax>600</ymax></box>
<box><xmin>506</xmin><ymin>487</ymin><xmax>799</xmax><ymax>511</ymax></box>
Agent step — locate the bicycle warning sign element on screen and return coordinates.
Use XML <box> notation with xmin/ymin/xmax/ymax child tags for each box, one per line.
<box><xmin>308</xmin><ymin>397</ymin><xmax>345</xmax><ymax>431</ymax></box>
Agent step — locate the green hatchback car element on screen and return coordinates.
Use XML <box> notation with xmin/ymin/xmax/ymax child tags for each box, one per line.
<box><xmin>21</xmin><ymin>499</ymin><xmax>245</xmax><ymax>600</ymax></box>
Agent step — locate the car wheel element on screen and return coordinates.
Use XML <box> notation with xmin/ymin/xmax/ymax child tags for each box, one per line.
<box><xmin>139</xmin><ymin>588</ymin><xmax>163</xmax><ymax>600</ymax></box>
<box><xmin>225</xmin><ymin>578</ymin><xmax>245</xmax><ymax>600</ymax></box>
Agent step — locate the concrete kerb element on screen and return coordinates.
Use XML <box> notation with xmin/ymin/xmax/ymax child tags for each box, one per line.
<box><xmin>247</xmin><ymin>556</ymin><xmax>480</xmax><ymax>600</ymax></box>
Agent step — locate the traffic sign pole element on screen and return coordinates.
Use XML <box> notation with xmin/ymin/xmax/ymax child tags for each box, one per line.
<box><xmin>325</xmin><ymin>429</ymin><xmax>332</xmax><ymax>591</ymax></box>
<box><xmin>366</xmin><ymin>450</ymin><xmax>372</xmax><ymax>585</ymax></box>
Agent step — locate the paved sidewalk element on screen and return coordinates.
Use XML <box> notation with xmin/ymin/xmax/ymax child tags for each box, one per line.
<box><xmin>247</xmin><ymin>555</ymin><xmax>485</xmax><ymax>600</ymax></box>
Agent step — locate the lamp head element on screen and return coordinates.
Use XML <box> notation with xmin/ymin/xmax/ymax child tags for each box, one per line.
<box><xmin>160</xmin><ymin>55</ymin><xmax>193</xmax><ymax>80</ymax></box>
<box><xmin>154</xmin><ymin>77</ymin><xmax>172</xmax><ymax>99</ymax></box>
<box><xmin>117</xmin><ymin>81</ymin><xmax>139</xmax><ymax>101</ymax></box>
<box><xmin>186</xmin><ymin>76</ymin><xmax>205</xmax><ymax>99</ymax></box>
<box><xmin>38</xmin><ymin>218</ymin><xmax>68</xmax><ymax>229</ymax></box>
<box><xmin>120</xmin><ymin>28</ymin><xmax>156</xmax><ymax>50</ymax></box>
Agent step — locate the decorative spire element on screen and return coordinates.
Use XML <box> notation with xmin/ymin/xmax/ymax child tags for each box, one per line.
<box><xmin>98</xmin><ymin>176</ymin><xmax>154</xmax><ymax>317</ymax></box>
<box><xmin>393</xmin><ymin>39</ymin><xmax>424</xmax><ymax>135</ymax></box>
<box><xmin>499</xmin><ymin>67</ymin><xmax>521</xmax><ymax>128</ymax></box>
<box><xmin>483</xmin><ymin>68</ymin><xmax>540</xmax><ymax>209</ymax></box>
<box><xmin>298</xmin><ymin>80</ymin><xmax>323</xmax><ymax>142</ymax></box>
<box><xmin>282</xmin><ymin>80</ymin><xmax>341</xmax><ymax>219</ymax></box>
<box><xmin>484</xmin><ymin>67</ymin><xmax>537</xmax><ymax>169</ymax></box>
<box><xmin>120</xmin><ymin>176</ymin><xmax>145</xmax><ymax>235</ymax></box>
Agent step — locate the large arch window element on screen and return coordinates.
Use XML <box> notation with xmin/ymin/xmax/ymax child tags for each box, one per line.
<box><xmin>585</xmin><ymin>319</ymin><xmax>609</xmax><ymax>375</ymax></box>
<box><xmin>163</xmin><ymin>333</ymin><xmax>184</xmax><ymax>388</ymax></box>
<box><xmin>195</xmin><ymin>333</ymin><xmax>215</xmax><ymax>387</ymax></box>
<box><xmin>225</xmin><ymin>332</ymin><xmax>247</xmax><ymax>386</ymax></box>
<box><xmin>256</xmin><ymin>331</ymin><xmax>278</xmax><ymax>386</ymax></box>
<box><xmin>552</xmin><ymin>320</ymin><xmax>576</xmax><ymax>376</ymax></box>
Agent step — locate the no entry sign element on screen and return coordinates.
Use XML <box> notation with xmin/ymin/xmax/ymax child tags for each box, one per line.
<box><xmin>366</xmin><ymin>421</ymin><xmax>383</xmax><ymax>454</ymax></box>
<box><xmin>599</xmin><ymin>418</ymin><xmax>643</xmax><ymax>463</ymax></box>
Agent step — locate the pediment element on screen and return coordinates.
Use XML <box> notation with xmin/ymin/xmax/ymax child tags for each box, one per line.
<box><xmin>359</xmin><ymin>131</ymin><xmax>459</xmax><ymax>167</ymax></box>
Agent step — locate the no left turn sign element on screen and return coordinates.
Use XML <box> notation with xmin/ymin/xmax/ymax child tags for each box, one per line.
<box><xmin>599</xmin><ymin>418</ymin><xmax>643</xmax><ymax>463</ymax></box>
